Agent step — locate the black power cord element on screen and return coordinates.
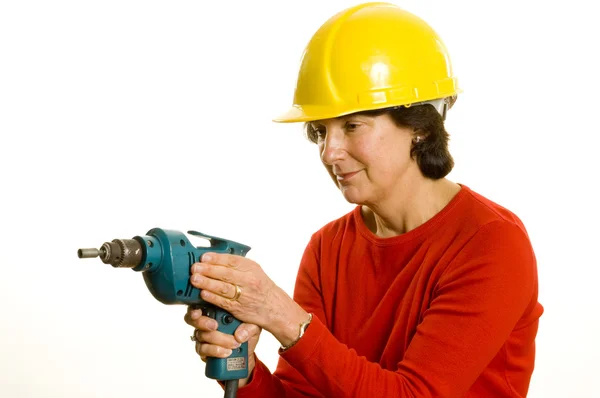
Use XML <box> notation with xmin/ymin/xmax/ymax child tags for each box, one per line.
<box><xmin>224</xmin><ymin>379</ymin><xmax>239</xmax><ymax>398</ymax></box>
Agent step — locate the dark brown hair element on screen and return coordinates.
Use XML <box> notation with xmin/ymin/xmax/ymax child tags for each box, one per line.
<box><xmin>305</xmin><ymin>103</ymin><xmax>454</xmax><ymax>179</ymax></box>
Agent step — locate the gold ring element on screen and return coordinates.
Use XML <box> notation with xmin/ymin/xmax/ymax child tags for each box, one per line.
<box><xmin>232</xmin><ymin>284</ymin><xmax>242</xmax><ymax>301</ymax></box>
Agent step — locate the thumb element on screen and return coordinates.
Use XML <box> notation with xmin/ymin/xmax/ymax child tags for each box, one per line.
<box><xmin>234</xmin><ymin>323</ymin><xmax>260</xmax><ymax>343</ymax></box>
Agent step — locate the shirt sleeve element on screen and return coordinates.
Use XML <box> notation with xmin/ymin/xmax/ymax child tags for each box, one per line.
<box><xmin>239</xmin><ymin>220</ymin><xmax>538</xmax><ymax>397</ymax></box>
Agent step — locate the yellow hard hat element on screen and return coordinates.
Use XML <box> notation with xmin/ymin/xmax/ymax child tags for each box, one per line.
<box><xmin>274</xmin><ymin>2</ymin><xmax>460</xmax><ymax>123</ymax></box>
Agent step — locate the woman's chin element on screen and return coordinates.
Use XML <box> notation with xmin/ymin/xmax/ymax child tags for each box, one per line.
<box><xmin>340</xmin><ymin>187</ymin><xmax>367</xmax><ymax>205</ymax></box>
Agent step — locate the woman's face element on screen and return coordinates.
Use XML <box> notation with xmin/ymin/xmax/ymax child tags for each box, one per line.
<box><xmin>312</xmin><ymin>113</ymin><xmax>419</xmax><ymax>206</ymax></box>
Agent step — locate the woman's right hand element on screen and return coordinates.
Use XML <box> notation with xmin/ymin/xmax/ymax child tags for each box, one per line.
<box><xmin>184</xmin><ymin>306</ymin><xmax>262</xmax><ymax>386</ymax></box>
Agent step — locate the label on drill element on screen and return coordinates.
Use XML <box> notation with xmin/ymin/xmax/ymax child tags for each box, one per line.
<box><xmin>227</xmin><ymin>357</ymin><xmax>246</xmax><ymax>371</ymax></box>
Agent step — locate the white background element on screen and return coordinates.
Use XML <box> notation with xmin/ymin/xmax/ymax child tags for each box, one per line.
<box><xmin>1</xmin><ymin>0</ymin><xmax>598</xmax><ymax>397</ymax></box>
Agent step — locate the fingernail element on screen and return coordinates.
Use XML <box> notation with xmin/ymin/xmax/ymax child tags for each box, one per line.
<box><xmin>202</xmin><ymin>254</ymin><xmax>212</xmax><ymax>262</ymax></box>
<box><xmin>233</xmin><ymin>342</ymin><xmax>241</xmax><ymax>348</ymax></box>
<box><xmin>238</xmin><ymin>330</ymin><xmax>248</xmax><ymax>341</ymax></box>
<box><xmin>224</xmin><ymin>349</ymin><xmax>232</xmax><ymax>357</ymax></box>
<box><xmin>191</xmin><ymin>311</ymin><xmax>200</xmax><ymax>319</ymax></box>
<box><xmin>191</xmin><ymin>275</ymin><xmax>200</xmax><ymax>283</ymax></box>
<box><xmin>209</xmin><ymin>321</ymin><xmax>218</xmax><ymax>330</ymax></box>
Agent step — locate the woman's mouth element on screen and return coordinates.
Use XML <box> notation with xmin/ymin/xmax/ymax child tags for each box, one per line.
<box><xmin>336</xmin><ymin>171</ymin><xmax>360</xmax><ymax>181</ymax></box>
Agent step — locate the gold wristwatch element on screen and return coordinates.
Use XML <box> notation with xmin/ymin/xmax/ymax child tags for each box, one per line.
<box><xmin>280</xmin><ymin>313</ymin><xmax>313</xmax><ymax>352</ymax></box>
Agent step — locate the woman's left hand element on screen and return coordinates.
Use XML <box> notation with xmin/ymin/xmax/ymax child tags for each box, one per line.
<box><xmin>190</xmin><ymin>252</ymin><xmax>306</xmax><ymax>338</ymax></box>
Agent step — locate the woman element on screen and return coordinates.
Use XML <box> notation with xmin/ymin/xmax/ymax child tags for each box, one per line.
<box><xmin>184</xmin><ymin>3</ymin><xmax>543</xmax><ymax>397</ymax></box>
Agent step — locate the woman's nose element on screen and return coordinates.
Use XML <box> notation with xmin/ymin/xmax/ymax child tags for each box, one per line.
<box><xmin>320</xmin><ymin>130</ymin><xmax>345</xmax><ymax>165</ymax></box>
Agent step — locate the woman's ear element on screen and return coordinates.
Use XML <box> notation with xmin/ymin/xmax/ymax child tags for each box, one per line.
<box><xmin>412</xmin><ymin>128</ymin><xmax>429</xmax><ymax>144</ymax></box>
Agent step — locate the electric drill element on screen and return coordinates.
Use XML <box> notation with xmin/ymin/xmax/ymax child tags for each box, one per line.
<box><xmin>77</xmin><ymin>228</ymin><xmax>250</xmax><ymax>398</ymax></box>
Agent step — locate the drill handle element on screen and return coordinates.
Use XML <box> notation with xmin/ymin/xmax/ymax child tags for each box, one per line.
<box><xmin>192</xmin><ymin>303</ymin><xmax>249</xmax><ymax>381</ymax></box>
<box><xmin>188</xmin><ymin>230</ymin><xmax>251</xmax><ymax>257</ymax></box>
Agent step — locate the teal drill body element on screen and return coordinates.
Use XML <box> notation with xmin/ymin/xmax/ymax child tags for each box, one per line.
<box><xmin>79</xmin><ymin>228</ymin><xmax>250</xmax><ymax>382</ymax></box>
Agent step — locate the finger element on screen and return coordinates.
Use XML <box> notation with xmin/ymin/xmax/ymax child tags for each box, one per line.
<box><xmin>200</xmin><ymin>289</ymin><xmax>239</xmax><ymax>313</ymax></box>
<box><xmin>234</xmin><ymin>323</ymin><xmax>261</xmax><ymax>343</ymax></box>
<box><xmin>190</xmin><ymin>274</ymin><xmax>236</xmax><ymax>300</ymax></box>
<box><xmin>195</xmin><ymin>330</ymin><xmax>241</xmax><ymax>350</ymax></box>
<box><xmin>200</xmin><ymin>252</ymin><xmax>244</xmax><ymax>268</ymax></box>
<box><xmin>186</xmin><ymin>305</ymin><xmax>205</xmax><ymax>321</ymax></box>
<box><xmin>192</xmin><ymin>263</ymin><xmax>238</xmax><ymax>285</ymax></box>
<box><xmin>184</xmin><ymin>312</ymin><xmax>218</xmax><ymax>331</ymax></box>
<box><xmin>196</xmin><ymin>342</ymin><xmax>233</xmax><ymax>358</ymax></box>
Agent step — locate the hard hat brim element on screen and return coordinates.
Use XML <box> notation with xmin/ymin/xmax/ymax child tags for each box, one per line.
<box><xmin>273</xmin><ymin>105</ymin><xmax>345</xmax><ymax>123</ymax></box>
<box><xmin>273</xmin><ymin>104</ymin><xmax>390</xmax><ymax>124</ymax></box>
<box><xmin>272</xmin><ymin>89</ymin><xmax>462</xmax><ymax>124</ymax></box>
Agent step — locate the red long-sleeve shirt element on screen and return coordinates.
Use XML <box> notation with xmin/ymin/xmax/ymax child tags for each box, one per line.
<box><xmin>237</xmin><ymin>184</ymin><xmax>543</xmax><ymax>397</ymax></box>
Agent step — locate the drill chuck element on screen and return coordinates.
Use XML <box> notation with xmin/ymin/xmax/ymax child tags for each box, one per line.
<box><xmin>78</xmin><ymin>239</ymin><xmax>143</xmax><ymax>268</ymax></box>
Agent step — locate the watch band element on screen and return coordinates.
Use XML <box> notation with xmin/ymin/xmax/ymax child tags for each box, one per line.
<box><xmin>280</xmin><ymin>313</ymin><xmax>313</xmax><ymax>352</ymax></box>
